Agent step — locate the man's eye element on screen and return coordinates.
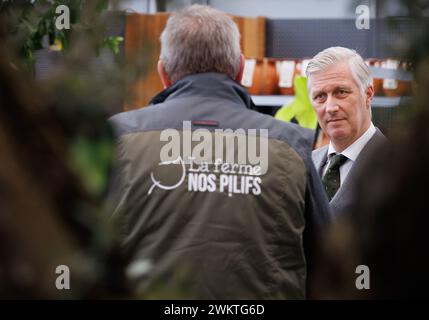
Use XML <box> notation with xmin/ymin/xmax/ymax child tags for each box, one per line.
<box><xmin>338</xmin><ymin>89</ymin><xmax>348</xmax><ymax>96</ymax></box>
<box><xmin>314</xmin><ymin>94</ymin><xmax>325</xmax><ymax>101</ymax></box>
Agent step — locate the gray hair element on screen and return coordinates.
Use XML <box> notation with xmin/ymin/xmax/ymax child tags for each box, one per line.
<box><xmin>306</xmin><ymin>46</ymin><xmax>372</xmax><ymax>96</ymax></box>
<box><xmin>160</xmin><ymin>4</ymin><xmax>241</xmax><ymax>83</ymax></box>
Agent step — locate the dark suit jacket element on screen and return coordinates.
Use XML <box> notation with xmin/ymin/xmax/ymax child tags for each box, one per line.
<box><xmin>312</xmin><ymin>128</ymin><xmax>387</xmax><ymax>217</ymax></box>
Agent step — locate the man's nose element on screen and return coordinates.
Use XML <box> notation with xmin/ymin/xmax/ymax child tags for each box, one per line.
<box><xmin>325</xmin><ymin>95</ymin><xmax>339</xmax><ymax>113</ymax></box>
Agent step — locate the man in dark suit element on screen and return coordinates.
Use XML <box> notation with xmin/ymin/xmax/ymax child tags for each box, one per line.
<box><xmin>306</xmin><ymin>47</ymin><xmax>387</xmax><ymax>217</ymax></box>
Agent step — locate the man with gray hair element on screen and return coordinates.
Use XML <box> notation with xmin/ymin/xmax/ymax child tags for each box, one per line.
<box><xmin>307</xmin><ymin>46</ymin><xmax>387</xmax><ymax>217</ymax></box>
<box><xmin>109</xmin><ymin>5</ymin><xmax>331</xmax><ymax>299</ymax></box>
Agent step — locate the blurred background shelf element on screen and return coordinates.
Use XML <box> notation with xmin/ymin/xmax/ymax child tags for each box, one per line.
<box><xmin>251</xmin><ymin>95</ymin><xmax>294</xmax><ymax>106</ymax></box>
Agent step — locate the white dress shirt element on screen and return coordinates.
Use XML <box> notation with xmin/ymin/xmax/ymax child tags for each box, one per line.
<box><xmin>323</xmin><ymin>123</ymin><xmax>376</xmax><ymax>185</ymax></box>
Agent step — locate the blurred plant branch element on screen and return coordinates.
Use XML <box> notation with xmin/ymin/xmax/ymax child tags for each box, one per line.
<box><xmin>0</xmin><ymin>0</ymin><xmax>123</xmax><ymax>68</ymax></box>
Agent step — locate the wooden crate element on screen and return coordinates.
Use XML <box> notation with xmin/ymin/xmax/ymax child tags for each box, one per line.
<box><xmin>232</xmin><ymin>16</ymin><xmax>266</xmax><ymax>59</ymax></box>
<box><xmin>124</xmin><ymin>12</ymin><xmax>169</xmax><ymax>111</ymax></box>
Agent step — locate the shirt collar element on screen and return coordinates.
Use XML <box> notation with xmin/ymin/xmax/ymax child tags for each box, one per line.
<box><xmin>327</xmin><ymin>122</ymin><xmax>376</xmax><ymax>161</ymax></box>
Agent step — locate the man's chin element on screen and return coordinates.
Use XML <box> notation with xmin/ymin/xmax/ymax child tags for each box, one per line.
<box><xmin>327</xmin><ymin>130</ymin><xmax>348</xmax><ymax>141</ymax></box>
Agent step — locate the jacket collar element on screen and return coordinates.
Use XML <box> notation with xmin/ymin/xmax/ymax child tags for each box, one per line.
<box><xmin>149</xmin><ymin>73</ymin><xmax>257</xmax><ymax>111</ymax></box>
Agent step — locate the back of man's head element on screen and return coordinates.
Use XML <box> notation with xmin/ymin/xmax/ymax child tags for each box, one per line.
<box><xmin>160</xmin><ymin>4</ymin><xmax>241</xmax><ymax>83</ymax></box>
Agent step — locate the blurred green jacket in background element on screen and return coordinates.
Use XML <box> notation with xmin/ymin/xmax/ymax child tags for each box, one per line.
<box><xmin>275</xmin><ymin>76</ymin><xmax>317</xmax><ymax>130</ymax></box>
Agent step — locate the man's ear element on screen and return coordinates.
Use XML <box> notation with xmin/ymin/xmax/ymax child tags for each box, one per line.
<box><xmin>365</xmin><ymin>84</ymin><xmax>374</xmax><ymax>108</ymax></box>
<box><xmin>157</xmin><ymin>60</ymin><xmax>172</xmax><ymax>89</ymax></box>
<box><xmin>234</xmin><ymin>53</ymin><xmax>245</xmax><ymax>83</ymax></box>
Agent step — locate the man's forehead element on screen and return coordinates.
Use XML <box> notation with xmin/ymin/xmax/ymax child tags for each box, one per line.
<box><xmin>310</xmin><ymin>63</ymin><xmax>355</xmax><ymax>91</ymax></box>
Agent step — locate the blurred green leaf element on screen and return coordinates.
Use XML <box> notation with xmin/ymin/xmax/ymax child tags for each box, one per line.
<box><xmin>102</xmin><ymin>36</ymin><xmax>124</xmax><ymax>55</ymax></box>
<box><xmin>96</xmin><ymin>0</ymin><xmax>109</xmax><ymax>13</ymax></box>
<box><xmin>70</xmin><ymin>136</ymin><xmax>115</xmax><ymax>197</ymax></box>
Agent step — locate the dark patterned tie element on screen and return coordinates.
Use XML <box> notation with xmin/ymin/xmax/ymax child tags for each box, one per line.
<box><xmin>322</xmin><ymin>154</ymin><xmax>348</xmax><ymax>201</ymax></box>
